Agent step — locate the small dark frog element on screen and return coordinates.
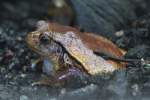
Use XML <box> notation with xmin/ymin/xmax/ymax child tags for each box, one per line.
<box><xmin>26</xmin><ymin>21</ymin><xmax>125</xmax><ymax>85</ymax></box>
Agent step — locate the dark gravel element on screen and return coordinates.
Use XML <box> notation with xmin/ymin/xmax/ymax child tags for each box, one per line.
<box><xmin>0</xmin><ymin>0</ymin><xmax>150</xmax><ymax>100</ymax></box>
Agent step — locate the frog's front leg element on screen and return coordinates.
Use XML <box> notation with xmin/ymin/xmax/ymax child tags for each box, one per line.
<box><xmin>31</xmin><ymin>58</ymin><xmax>43</xmax><ymax>72</ymax></box>
<box><xmin>31</xmin><ymin>57</ymin><xmax>55</xmax><ymax>86</ymax></box>
<box><xmin>31</xmin><ymin>57</ymin><xmax>54</xmax><ymax>73</ymax></box>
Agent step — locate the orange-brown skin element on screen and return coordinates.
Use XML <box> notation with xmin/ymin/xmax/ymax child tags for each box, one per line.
<box><xmin>26</xmin><ymin>21</ymin><xmax>125</xmax><ymax>77</ymax></box>
<box><xmin>46</xmin><ymin>22</ymin><xmax>125</xmax><ymax>68</ymax></box>
<box><xmin>47</xmin><ymin>23</ymin><xmax>123</xmax><ymax>58</ymax></box>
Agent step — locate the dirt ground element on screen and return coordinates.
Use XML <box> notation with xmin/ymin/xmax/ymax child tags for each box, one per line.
<box><xmin>0</xmin><ymin>0</ymin><xmax>150</xmax><ymax>100</ymax></box>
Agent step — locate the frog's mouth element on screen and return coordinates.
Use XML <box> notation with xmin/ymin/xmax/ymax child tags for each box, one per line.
<box><xmin>26</xmin><ymin>31</ymin><xmax>45</xmax><ymax>55</ymax></box>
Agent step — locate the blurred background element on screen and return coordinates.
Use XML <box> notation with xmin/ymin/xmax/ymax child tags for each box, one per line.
<box><xmin>0</xmin><ymin>0</ymin><xmax>150</xmax><ymax>100</ymax></box>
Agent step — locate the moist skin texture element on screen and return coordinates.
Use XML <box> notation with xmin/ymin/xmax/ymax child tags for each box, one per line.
<box><xmin>26</xmin><ymin>21</ymin><xmax>125</xmax><ymax>76</ymax></box>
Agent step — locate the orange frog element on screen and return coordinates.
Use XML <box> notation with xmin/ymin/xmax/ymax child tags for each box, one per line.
<box><xmin>26</xmin><ymin>20</ymin><xmax>125</xmax><ymax>85</ymax></box>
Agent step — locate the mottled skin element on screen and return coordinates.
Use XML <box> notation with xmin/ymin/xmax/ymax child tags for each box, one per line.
<box><xmin>26</xmin><ymin>21</ymin><xmax>125</xmax><ymax>85</ymax></box>
<box><xmin>26</xmin><ymin>31</ymin><xmax>87</xmax><ymax>85</ymax></box>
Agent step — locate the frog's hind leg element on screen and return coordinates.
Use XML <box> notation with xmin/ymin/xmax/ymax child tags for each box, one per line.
<box><xmin>55</xmin><ymin>66</ymin><xmax>84</xmax><ymax>81</ymax></box>
<box><xmin>53</xmin><ymin>66</ymin><xmax>88</xmax><ymax>84</ymax></box>
<box><xmin>32</xmin><ymin>67</ymin><xmax>85</xmax><ymax>86</ymax></box>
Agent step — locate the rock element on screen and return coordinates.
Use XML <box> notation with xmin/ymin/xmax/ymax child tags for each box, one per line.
<box><xmin>69</xmin><ymin>0</ymin><xmax>136</xmax><ymax>40</ymax></box>
<box><xmin>125</xmin><ymin>45</ymin><xmax>150</xmax><ymax>59</ymax></box>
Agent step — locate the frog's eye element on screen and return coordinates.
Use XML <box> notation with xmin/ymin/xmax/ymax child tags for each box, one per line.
<box><xmin>39</xmin><ymin>33</ymin><xmax>50</xmax><ymax>44</ymax></box>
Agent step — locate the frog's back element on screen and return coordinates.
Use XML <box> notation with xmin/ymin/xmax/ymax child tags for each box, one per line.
<box><xmin>36</xmin><ymin>21</ymin><xmax>125</xmax><ymax>74</ymax></box>
<box><xmin>46</xmin><ymin>22</ymin><xmax>124</xmax><ymax>59</ymax></box>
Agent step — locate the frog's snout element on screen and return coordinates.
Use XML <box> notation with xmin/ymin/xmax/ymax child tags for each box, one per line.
<box><xmin>26</xmin><ymin>32</ymin><xmax>34</xmax><ymax>47</ymax></box>
<box><xmin>26</xmin><ymin>31</ymin><xmax>41</xmax><ymax>49</ymax></box>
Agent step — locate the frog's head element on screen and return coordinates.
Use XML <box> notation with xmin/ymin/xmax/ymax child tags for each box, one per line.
<box><xmin>26</xmin><ymin>31</ymin><xmax>63</xmax><ymax>58</ymax></box>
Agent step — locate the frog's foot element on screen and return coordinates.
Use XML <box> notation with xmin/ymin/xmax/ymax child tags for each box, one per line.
<box><xmin>31</xmin><ymin>75</ymin><xmax>64</xmax><ymax>86</ymax></box>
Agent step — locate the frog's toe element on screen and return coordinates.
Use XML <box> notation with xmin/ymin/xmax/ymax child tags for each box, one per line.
<box><xmin>31</xmin><ymin>77</ymin><xmax>64</xmax><ymax>86</ymax></box>
<box><xmin>31</xmin><ymin>79</ymin><xmax>52</xmax><ymax>86</ymax></box>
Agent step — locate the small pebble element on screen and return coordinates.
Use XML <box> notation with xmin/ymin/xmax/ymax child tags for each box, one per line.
<box><xmin>115</xmin><ymin>30</ymin><xmax>124</xmax><ymax>37</ymax></box>
<box><xmin>60</xmin><ymin>88</ymin><xmax>66</xmax><ymax>95</ymax></box>
<box><xmin>16</xmin><ymin>36</ymin><xmax>22</xmax><ymax>41</ymax></box>
<box><xmin>131</xmin><ymin>84</ymin><xmax>139</xmax><ymax>96</ymax></box>
<box><xmin>50</xmin><ymin>98</ymin><xmax>57</xmax><ymax>100</ymax></box>
<box><xmin>20</xmin><ymin>95</ymin><xmax>29</xmax><ymax>100</ymax></box>
<box><xmin>20</xmin><ymin>73</ymin><xmax>27</xmax><ymax>78</ymax></box>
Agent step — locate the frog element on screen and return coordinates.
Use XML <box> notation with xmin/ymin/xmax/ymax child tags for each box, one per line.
<box><xmin>26</xmin><ymin>20</ymin><xmax>125</xmax><ymax>85</ymax></box>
